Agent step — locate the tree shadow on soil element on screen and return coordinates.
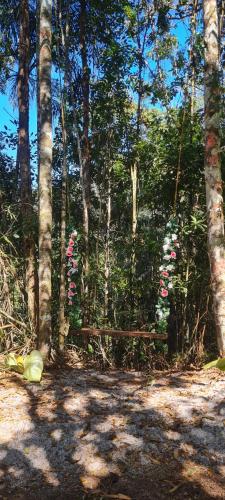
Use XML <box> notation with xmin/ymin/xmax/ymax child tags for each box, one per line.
<box><xmin>0</xmin><ymin>367</ymin><xmax>225</xmax><ymax>499</ymax></box>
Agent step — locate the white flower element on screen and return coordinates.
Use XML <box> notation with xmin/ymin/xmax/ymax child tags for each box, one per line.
<box><xmin>163</xmin><ymin>254</ymin><xmax>171</xmax><ymax>261</ymax></box>
<box><xmin>163</xmin><ymin>244</ymin><xmax>170</xmax><ymax>252</ymax></box>
<box><xmin>159</xmin><ymin>265</ymin><xmax>164</xmax><ymax>271</ymax></box>
<box><xmin>168</xmin><ymin>282</ymin><xmax>173</xmax><ymax>289</ymax></box>
<box><xmin>166</xmin><ymin>264</ymin><xmax>174</xmax><ymax>271</ymax></box>
<box><xmin>171</xmin><ymin>234</ymin><xmax>177</xmax><ymax>241</ymax></box>
<box><xmin>164</xmin><ymin>237</ymin><xmax>170</xmax><ymax>245</ymax></box>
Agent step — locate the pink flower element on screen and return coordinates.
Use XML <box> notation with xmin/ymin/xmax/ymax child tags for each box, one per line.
<box><xmin>160</xmin><ymin>279</ymin><xmax>165</xmax><ymax>286</ymax></box>
<box><xmin>69</xmin><ymin>282</ymin><xmax>76</xmax><ymax>288</ymax></box>
<box><xmin>170</xmin><ymin>251</ymin><xmax>176</xmax><ymax>259</ymax></box>
<box><xmin>66</xmin><ymin>248</ymin><xmax>73</xmax><ymax>257</ymax></box>
<box><xmin>69</xmin><ymin>239</ymin><xmax>74</xmax><ymax>246</ymax></box>
<box><xmin>161</xmin><ymin>288</ymin><xmax>168</xmax><ymax>298</ymax></box>
<box><xmin>68</xmin><ymin>290</ymin><xmax>75</xmax><ymax>297</ymax></box>
<box><xmin>67</xmin><ymin>271</ymin><xmax>71</xmax><ymax>276</ymax></box>
<box><xmin>72</xmin><ymin>260</ymin><xmax>78</xmax><ymax>268</ymax></box>
<box><xmin>161</xmin><ymin>271</ymin><xmax>169</xmax><ymax>278</ymax></box>
<box><xmin>68</xmin><ymin>300</ymin><xmax>73</xmax><ymax>306</ymax></box>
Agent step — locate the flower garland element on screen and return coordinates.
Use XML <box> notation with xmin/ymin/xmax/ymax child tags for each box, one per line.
<box><xmin>156</xmin><ymin>218</ymin><xmax>179</xmax><ymax>333</ymax></box>
<box><xmin>66</xmin><ymin>230</ymin><xmax>79</xmax><ymax>306</ymax></box>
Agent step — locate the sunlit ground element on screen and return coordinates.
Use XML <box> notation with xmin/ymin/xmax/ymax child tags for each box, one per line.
<box><xmin>0</xmin><ymin>364</ymin><xmax>225</xmax><ymax>499</ymax></box>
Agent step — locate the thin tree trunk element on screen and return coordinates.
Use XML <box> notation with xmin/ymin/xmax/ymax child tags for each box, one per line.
<box><xmin>38</xmin><ymin>0</ymin><xmax>52</xmax><ymax>358</ymax></box>
<box><xmin>18</xmin><ymin>0</ymin><xmax>37</xmax><ymax>331</ymax></box>
<box><xmin>131</xmin><ymin>161</ymin><xmax>138</xmax><ymax>275</ymax></box>
<box><xmin>190</xmin><ymin>0</ymin><xmax>198</xmax><ymax>118</ymax></box>
<box><xmin>93</xmin><ymin>193</ymin><xmax>102</xmax><ymax>317</ymax></box>
<box><xmin>58</xmin><ymin>97</ymin><xmax>68</xmax><ymax>350</ymax></box>
<box><xmin>173</xmin><ymin>106</ymin><xmax>186</xmax><ymax>212</ymax></box>
<box><xmin>80</xmin><ymin>0</ymin><xmax>90</xmax><ymax>325</ymax></box>
<box><xmin>130</xmin><ymin>22</ymin><xmax>142</xmax><ymax>301</ymax></box>
<box><xmin>57</xmin><ymin>0</ymin><xmax>68</xmax><ymax>351</ymax></box>
<box><xmin>203</xmin><ymin>0</ymin><xmax>225</xmax><ymax>355</ymax></box>
<box><xmin>104</xmin><ymin>168</ymin><xmax>111</xmax><ymax>322</ymax></box>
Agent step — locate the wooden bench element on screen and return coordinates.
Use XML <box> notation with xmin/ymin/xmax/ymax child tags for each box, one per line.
<box><xmin>70</xmin><ymin>328</ymin><xmax>167</xmax><ymax>340</ymax></box>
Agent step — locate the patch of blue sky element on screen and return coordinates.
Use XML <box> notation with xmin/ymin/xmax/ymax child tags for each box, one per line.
<box><xmin>0</xmin><ymin>16</ymin><xmax>189</xmax><ymax>159</ymax></box>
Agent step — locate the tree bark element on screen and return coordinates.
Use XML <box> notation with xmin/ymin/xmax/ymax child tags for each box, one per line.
<box><xmin>38</xmin><ymin>0</ymin><xmax>52</xmax><ymax>358</ymax></box>
<box><xmin>79</xmin><ymin>0</ymin><xmax>90</xmax><ymax>324</ymax></box>
<box><xmin>203</xmin><ymin>0</ymin><xmax>225</xmax><ymax>355</ymax></box>
<box><xmin>57</xmin><ymin>0</ymin><xmax>68</xmax><ymax>351</ymax></box>
<box><xmin>18</xmin><ymin>0</ymin><xmax>37</xmax><ymax>331</ymax></box>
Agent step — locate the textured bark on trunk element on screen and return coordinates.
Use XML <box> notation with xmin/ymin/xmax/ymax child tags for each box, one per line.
<box><xmin>18</xmin><ymin>0</ymin><xmax>37</xmax><ymax>331</ymax></box>
<box><xmin>38</xmin><ymin>0</ymin><xmax>52</xmax><ymax>358</ymax></box>
<box><xmin>80</xmin><ymin>0</ymin><xmax>90</xmax><ymax>324</ymax></box>
<box><xmin>204</xmin><ymin>0</ymin><xmax>225</xmax><ymax>355</ymax></box>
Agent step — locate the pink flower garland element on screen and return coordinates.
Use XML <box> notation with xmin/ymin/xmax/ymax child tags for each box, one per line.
<box><xmin>66</xmin><ymin>230</ymin><xmax>79</xmax><ymax>306</ymax></box>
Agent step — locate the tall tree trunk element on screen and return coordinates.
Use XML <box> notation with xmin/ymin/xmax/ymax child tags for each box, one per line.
<box><xmin>18</xmin><ymin>0</ymin><xmax>37</xmax><ymax>331</ymax></box>
<box><xmin>58</xmin><ymin>96</ymin><xmax>68</xmax><ymax>351</ymax></box>
<box><xmin>131</xmin><ymin>161</ymin><xmax>138</xmax><ymax>275</ymax></box>
<box><xmin>57</xmin><ymin>0</ymin><xmax>68</xmax><ymax>351</ymax></box>
<box><xmin>80</xmin><ymin>0</ymin><xmax>90</xmax><ymax>325</ymax></box>
<box><xmin>204</xmin><ymin>0</ymin><xmax>225</xmax><ymax>355</ymax></box>
<box><xmin>38</xmin><ymin>0</ymin><xmax>52</xmax><ymax>358</ymax></box>
<box><xmin>104</xmin><ymin>168</ymin><xmax>111</xmax><ymax>322</ymax></box>
<box><xmin>130</xmin><ymin>62</ymin><xmax>141</xmax><ymax>322</ymax></box>
<box><xmin>190</xmin><ymin>0</ymin><xmax>198</xmax><ymax>118</ymax></box>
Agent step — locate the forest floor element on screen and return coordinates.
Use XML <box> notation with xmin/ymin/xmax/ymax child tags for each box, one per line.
<box><xmin>0</xmin><ymin>357</ymin><xmax>225</xmax><ymax>499</ymax></box>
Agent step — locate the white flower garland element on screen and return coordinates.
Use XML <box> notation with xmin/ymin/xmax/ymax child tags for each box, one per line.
<box><xmin>156</xmin><ymin>219</ymin><xmax>179</xmax><ymax>333</ymax></box>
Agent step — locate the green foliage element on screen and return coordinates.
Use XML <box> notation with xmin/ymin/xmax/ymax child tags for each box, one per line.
<box><xmin>1</xmin><ymin>0</ymin><xmax>223</xmax><ymax>364</ymax></box>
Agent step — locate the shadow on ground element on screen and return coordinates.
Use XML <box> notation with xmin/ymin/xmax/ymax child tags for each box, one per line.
<box><xmin>0</xmin><ymin>366</ymin><xmax>225</xmax><ymax>499</ymax></box>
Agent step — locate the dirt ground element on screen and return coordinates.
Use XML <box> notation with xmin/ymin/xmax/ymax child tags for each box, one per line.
<box><xmin>0</xmin><ymin>361</ymin><xmax>225</xmax><ymax>499</ymax></box>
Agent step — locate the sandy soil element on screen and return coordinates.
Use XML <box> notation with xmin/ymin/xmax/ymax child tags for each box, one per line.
<box><xmin>0</xmin><ymin>364</ymin><xmax>225</xmax><ymax>499</ymax></box>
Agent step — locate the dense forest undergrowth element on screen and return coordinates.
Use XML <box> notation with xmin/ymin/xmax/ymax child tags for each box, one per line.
<box><xmin>0</xmin><ymin>0</ymin><xmax>225</xmax><ymax>368</ymax></box>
